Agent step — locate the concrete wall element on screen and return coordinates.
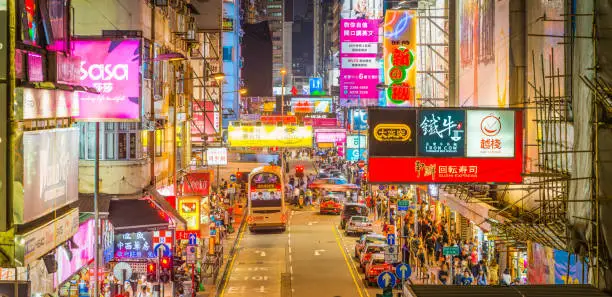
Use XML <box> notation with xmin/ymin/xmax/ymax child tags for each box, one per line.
<box><xmin>79</xmin><ymin>159</ymin><xmax>151</xmax><ymax>194</ymax></box>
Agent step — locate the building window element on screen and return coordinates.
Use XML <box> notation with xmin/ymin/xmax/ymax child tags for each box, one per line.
<box><xmin>77</xmin><ymin>122</ymin><xmax>143</xmax><ymax>161</ymax></box>
<box><xmin>223</xmin><ymin>46</ymin><xmax>233</xmax><ymax>61</ymax></box>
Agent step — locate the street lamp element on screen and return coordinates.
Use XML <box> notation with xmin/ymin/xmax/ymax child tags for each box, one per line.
<box><xmin>280</xmin><ymin>68</ymin><xmax>287</xmax><ymax>116</ymax></box>
<box><xmin>212</xmin><ymin>72</ymin><xmax>226</xmax><ymax>81</ymax></box>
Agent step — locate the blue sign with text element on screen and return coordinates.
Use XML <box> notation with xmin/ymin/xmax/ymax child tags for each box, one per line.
<box><xmin>309</xmin><ymin>78</ymin><xmax>323</xmax><ymax>94</ymax></box>
<box><xmin>346</xmin><ymin>148</ymin><xmax>367</xmax><ymax>162</ymax></box>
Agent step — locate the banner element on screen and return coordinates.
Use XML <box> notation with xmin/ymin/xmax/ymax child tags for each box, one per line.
<box><xmin>383</xmin><ymin>10</ymin><xmax>417</xmax><ymax>106</ymax></box>
<box><xmin>228</xmin><ymin>125</ymin><xmax>313</xmax><ymax>148</ymax></box>
<box><xmin>347</xmin><ymin>148</ymin><xmax>368</xmax><ymax>161</ymax></box>
<box><xmin>340</xmin><ymin>0</ymin><xmax>383</xmax><ymax>19</ymax></box>
<box><xmin>315</xmin><ymin>130</ymin><xmax>347</xmax><ymax>144</ymax></box>
<box><xmin>349</xmin><ymin>109</ymin><xmax>368</xmax><ymax>131</ymax></box>
<box><xmin>178</xmin><ymin>197</ymin><xmax>201</xmax><ymax>231</ymax></box>
<box><xmin>73</xmin><ymin>39</ymin><xmax>141</xmax><ymax>121</ymax></box>
<box><xmin>339</xmin><ymin>19</ymin><xmax>382</xmax><ymax>106</ymax></box>
<box><xmin>553</xmin><ymin>249</ymin><xmax>587</xmax><ymax>284</ymax></box>
<box><xmin>367</xmin><ymin>107</ymin><xmax>523</xmax><ymax>183</ymax></box>
<box><xmin>206</xmin><ymin>148</ymin><xmax>228</xmax><ymax>166</ymax></box>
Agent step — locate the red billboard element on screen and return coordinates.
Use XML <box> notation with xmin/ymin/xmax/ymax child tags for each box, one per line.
<box><xmin>191</xmin><ymin>101</ymin><xmax>218</xmax><ymax>141</ymax></box>
<box><xmin>368</xmin><ymin>109</ymin><xmax>523</xmax><ymax>183</ymax></box>
<box><xmin>182</xmin><ymin>172</ymin><xmax>211</xmax><ymax>196</ymax></box>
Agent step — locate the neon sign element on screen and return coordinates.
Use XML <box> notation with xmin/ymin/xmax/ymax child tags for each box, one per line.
<box><xmin>383</xmin><ymin>10</ymin><xmax>417</xmax><ymax>106</ymax></box>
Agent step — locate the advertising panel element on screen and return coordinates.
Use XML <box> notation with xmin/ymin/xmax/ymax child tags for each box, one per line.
<box><xmin>383</xmin><ymin>10</ymin><xmax>417</xmax><ymax>106</ymax></box>
<box><xmin>15</xmin><ymin>208</ymin><xmax>79</xmax><ymax>266</ymax></box>
<box><xmin>303</xmin><ymin>117</ymin><xmax>338</xmax><ymax>127</ymax></box>
<box><xmin>368</xmin><ymin>108</ymin><xmax>417</xmax><ymax>157</ymax></box>
<box><xmin>466</xmin><ymin>110</ymin><xmax>515</xmax><ymax>157</ymax></box>
<box><xmin>114</xmin><ymin>232</ymin><xmax>156</xmax><ymax>259</ymax></box>
<box><xmin>18</xmin><ymin>128</ymin><xmax>79</xmax><ymax>224</ymax></box>
<box><xmin>315</xmin><ymin>129</ymin><xmax>347</xmax><ymax>144</ymax></box>
<box><xmin>55</xmin><ymin>220</ymin><xmax>95</xmax><ymax>286</ymax></box>
<box><xmin>191</xmin><ymin>100</ymin><xmax>219</xmax><ymax>140</ymax></box>
<box><xmin>178</xmin><ymin>197</ymin><xmax>201</xmax><ymax>231</ymax></box>
<box><xmin>418</xmin><ymin>109</ymin><xmax>465</xmax><ymax>156</ymax></box>
<box><xmin>367</xmin><ymin>107</ymin><xmax>523</xmax><ymax>183</ymax></box>
<box><xmin>16</xmin><ymin>88</ymin><xmax>79</xmax><ymax>120</ymax></box>
<box><xmin>72</xmin><ymin>39</ymin><xmax>141</xmax><ymax>121</ymax></box>
<box><xmin>182</xmin><ymin>172</ymin><xmax>211</xmax><ymax>196</ymax></box>
<box><xmin>206</xmin><ymin>147</ymin><xmax>228</xmax><ymax>166</ymax></box>
<box><xmin>341</xmin><ymin>0</ymin><xmax>383</xmax><ymax>19</ymax></box>
<box><xmin>101</xmin><ymin>220</ymin><xmax>114</xmax><ymax>264</ymax></box>
<box><xmin>339</xmin><ymin>19</ymin><xmax>381</xmax><ymax>106</ymax></box>
<box><xmin>347</xmin><ymin>134</ymin><xmax>367</xmax><ymax>149</ymax></box>
<box><xmin>290</xmin><ymin>97</ymin><xmax>333</xmax><ymax>113</ymax></box>
<box><xmin>553</xmin><ymin>249</ymin><xmax>587</xmax><ymax>284</ymax></box>
<box><xmin>228</xmin><ymin>125</ymin><xmax>313</xmax><ymax>148</ymax></box>
<box><xmin>346</xmin><ymin>148</ymin><xmax>368</xmax><ymax>162</ymax></box>
<box><xmin>349</xmin><ymin>109</ymin><xmax>368</xmax><ymax>131</ymax></box>
<box><xmin>260</xmin><ymin>115</ymin><xmax>297</xmax><ymax>125</ymax></box>
<box><xmin>458</xmin><ymin>0</ymin><xmax>509</xmax><ymax>107</ymax></box>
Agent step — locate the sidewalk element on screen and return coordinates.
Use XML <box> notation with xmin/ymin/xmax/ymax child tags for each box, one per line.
<box><xmin>197</xmin><ymin>203</ymin><xmax>246</xmax><ymax>297</ymax></box>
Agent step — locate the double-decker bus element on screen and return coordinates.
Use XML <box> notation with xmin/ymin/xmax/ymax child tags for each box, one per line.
<box><xmin>247</xmin><ymin>166</ymin><xmax>287</xmax><ymax>232</ymax></box>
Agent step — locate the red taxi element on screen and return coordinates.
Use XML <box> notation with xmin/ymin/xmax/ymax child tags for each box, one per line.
<box><xmin>354</xmin><ymin>233</ymin><xmax>386</xmax><ymax>259</ymax></box>
<box><xmin>359</xmin><ymin>243</ymin><xmax>387</xmax><ymax>271</ymax></box>
<box><xmin>364</xmin><ymin>253</ymin><xmax>394</xmax><ymax>286</ymax></box>
<box><xmin>319</xmin><ymin>196</ymin><xmax>342</xmax><ymax>214</ymax></box>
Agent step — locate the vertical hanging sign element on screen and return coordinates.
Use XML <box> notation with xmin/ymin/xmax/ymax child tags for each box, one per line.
<box><xmin>383</xmin><ymin>10</ymin><xmax>417</xmax><ymax>106</ymax></box>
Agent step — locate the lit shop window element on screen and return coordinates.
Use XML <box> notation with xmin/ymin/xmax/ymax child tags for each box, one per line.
<box><xmin>77</xmin><ymin>122</ymin><xmax>143</xmax><ymax>161</ymax></box>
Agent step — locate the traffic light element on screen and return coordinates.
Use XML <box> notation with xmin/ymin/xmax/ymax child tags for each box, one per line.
<box><xmin>295</xmin><ymin>165</ymin><xmax>304</xmax><ymax>178</ymax></box>
<box><xmin>146</xmin><ymin>262</ymin><xmax>157</xmax><ymax>282</ymax></box>
<box><xmin>159</xmin><ymin>256</ymin><xmax>172</xmax><ymax>283</ymax></box>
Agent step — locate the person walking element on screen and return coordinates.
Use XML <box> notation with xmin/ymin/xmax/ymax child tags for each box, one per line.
<box><xmin>501</xmin><ymin>268</ymin><xmax>512</xmax><ymax>285</ymax></box>
<box><xmin>488</xmin><ymin>259</ymin><xmax>499</xmax><ymax>285</ymax></box>
<box><xmin>460</xmin><ymin>270</ymin><xmax>473</xmax><ymax>285</ymax></box>
<box><xmin>476</xmin><ymin>269</ymin><xmax>487</xmax><ymax>285</ymax></box>
<box><xmin>438</xmin><ymin>263</ymin><xmax>450</xmax><ymax>285</ymax></box>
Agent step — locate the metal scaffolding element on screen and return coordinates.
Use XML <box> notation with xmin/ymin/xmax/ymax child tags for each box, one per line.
<box><xmin>416</xmin><ymin>1</ymin><xmax>449</xmax><ymax>107</ymax></box>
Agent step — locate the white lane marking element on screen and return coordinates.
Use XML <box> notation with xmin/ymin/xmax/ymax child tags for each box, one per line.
<box><xmin>314</xmin><ymin>249</ymin><xmax>327</xmax><ymax>256</ymax></box>
<box><xmin>289</xmin><ymin>247</ymin><xmax>292</xmax><ymax>254</ymax></box>
<box><xmin>289</xmin><ymin>254</ymin><xmax>292</xmax><ymax>262</ymax></box>
<box><xmin>254</xmin><ymin>250</ymin><xmax>266</xmax><ymax>257</ymax></box>
<box><xmin>290</xmin><ymin>266</ymin><xmax>293</xmax><ymax>274</ymax></box>
<box><xmin>307</xmin><ymin>221</ymin><xmax>319</xmax><ymax>226</ymax></box>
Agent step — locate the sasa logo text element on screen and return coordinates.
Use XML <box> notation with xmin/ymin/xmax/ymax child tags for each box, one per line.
<box><xmin>80</xmin><ymin>61</ymin><xmax>129</xmax><ymax>81</ymax></box>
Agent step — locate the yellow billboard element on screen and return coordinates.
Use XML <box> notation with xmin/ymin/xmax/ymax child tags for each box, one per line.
<box><xmin>178</xmin><ymin>196</ymin><xmax>201</xmax><ymax>231</ymax></box>
<box><xmin>228</xmin><ymin>125</ymin><xmax>313</xmax><ymax>147</ymax></box>
<box><xmin>383</xmin><ymin>10</ymin><xmax>417</xmax><ymax>106</ymax></box>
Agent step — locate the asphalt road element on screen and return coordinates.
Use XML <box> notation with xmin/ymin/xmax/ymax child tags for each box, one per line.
<box><xmin>219</xmin><ymin>159</ymin><xmax>391</xmax><ymax>297</ymax></box>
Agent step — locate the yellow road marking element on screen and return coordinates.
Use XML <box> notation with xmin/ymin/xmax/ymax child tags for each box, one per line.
<box><xmin>219</xmin><ymin>222</ymin><xmax>247</xmax><ymax>297</ymax></box>
<box><xmin>335</xmin><ymin>226</ymin><xmax>372</xmax><ymax>297</ymax></box>
<box><xmin>333</xmin><ymin>225</ymin><xmax>366</xmax><ymax>297</ymax></box>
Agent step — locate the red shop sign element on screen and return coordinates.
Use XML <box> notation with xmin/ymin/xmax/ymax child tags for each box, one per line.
<box><xmin>175</xmin><ymin>231</ymin><xmax>199</xmax><ymax>240</ymax></box>
<box><xmin>182</xmin><ymin>172</ymin><xmax>211</xmax><ymax>196</ymax></box>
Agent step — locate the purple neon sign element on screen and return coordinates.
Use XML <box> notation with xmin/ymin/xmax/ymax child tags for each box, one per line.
<box><xmin>73</xmin><ymin>39</ymin><xmax>141</xmax><ymax>121</ymax></box>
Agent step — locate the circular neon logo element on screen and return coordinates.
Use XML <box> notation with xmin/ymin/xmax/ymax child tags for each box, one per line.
<box><xmin>480</xmin><ymin>114</ymin><xmax>501</xmax><ymax>136</ymax></box>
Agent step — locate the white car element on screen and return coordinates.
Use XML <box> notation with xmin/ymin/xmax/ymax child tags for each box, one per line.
<box><xmin>345</xmin><ymin>216</ymin><xmax>373</xmax><ymax>236</ymax></box>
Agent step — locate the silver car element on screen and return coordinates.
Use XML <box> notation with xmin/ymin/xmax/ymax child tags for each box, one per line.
<box><xmin>345</xmin><ymin>215</ymin><xmax>373</xmax><ymax>236</ymax></box>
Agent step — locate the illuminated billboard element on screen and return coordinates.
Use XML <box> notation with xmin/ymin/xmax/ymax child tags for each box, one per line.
<box><xmin>458</xmin><ymin>0</ymin><xmax>509</xmax><ymax>107</ymax></box>
<box><xmin>368</xmin><ymin>107</ymin><xmax>523</xmax><ymax>183</ymax></box>
<box><xmin>290</xmin><ymin>97</ymin><xmax>333</xmax><ymax>113</ymax></box>
<box><xmin>228</xmin><ymin>125</ymin><xmax>313</xmax><ymax>147</ymax></box>
<box><xmin>178</xmin><ymin>197</ymin><xmax>201</xmax><ymax>231</ymax></box>
<box><xmin>73</xmin><ymin>39</ymin><xmax>141</xmax><ymax>121</ymax></box>
<box><xmin>383</xmin><ymin>10</ymin><xmax>417</xmax><ymax>106</ymax></box>
<box><xmin>339</xmin><ymin>19</ymin><xmax>382</xmax><ymax>106</ymax></box>
<box><xmin>341</xmin><ymin>0</ymin><xmax>383</xmax><ymax>19</ymax></box>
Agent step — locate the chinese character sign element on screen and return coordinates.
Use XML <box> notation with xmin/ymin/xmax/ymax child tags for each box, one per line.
<box><xmin>73</xmin><ymin>39</ymin><xmax>141</xmax><ymax>121</ymax></box>
<box><xmin>466</xmin><ymin>110</ymin><xmax>515</xmax><ymax>157</ymax></box>
<box><xmin>340</xmin><ymin>0</ymin><xmax>383</xmax><ymax>20</ymax></box>
<box><xmin>383</xmin><ymin>10</ymin><xmax>417</xmax><ymax>106</ymax></box>
<box><xmin>206</xmin><ymin>147</ymin><xmax>228</xmax><ymax>165</ymax></box>
<box><xmin>367</xmin><ymin>107</ymin><xmax>523</xmax><ymax>183</ymax></box>
<box><xmin>418</xmin><ymin>110</ymin><xmax>465</xmax><ymax>156</ymax></box>
<box><xmin>114</xmin><ymin>232</ymin><xmax>155</xmax><ymax>259</ymax></box>
<box><xmin>339</xmin><ymin>19</ymin><xmax>382</xmax><ymax>105</ymax></box>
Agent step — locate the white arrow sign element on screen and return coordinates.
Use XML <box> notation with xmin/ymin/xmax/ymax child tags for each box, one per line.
<box><xmin>307</xmin><ymin>221</ymin><xmax>319</xmax><ymax>226</ymax></box>
<box><xmin>314</xmin><ymin>249</ymin><xmax>326</xmax><ymax>256</ymax></box>
<box><xmin>255</xmin><ymin>250</ymin><xmax>266</xmax><ymax>257</ymax></box>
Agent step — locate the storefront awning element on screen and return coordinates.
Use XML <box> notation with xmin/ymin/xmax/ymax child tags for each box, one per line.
<box><xmin>108</xmin><ymin>199</ymin><xmax>169</xmax><ymax>233</ymax></box>
<box><xmin>147</xmin><ymin>188</ymin><xmax>188</xmax><ymax>231</ymax></box>
<box><xmin>403</xmin><ymin>284</ymin><xmax>609</xmax><ymax>297</ymax></box>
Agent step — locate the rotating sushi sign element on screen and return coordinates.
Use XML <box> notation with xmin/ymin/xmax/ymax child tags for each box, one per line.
<box><xmin>383</xmin><ymin>10</ymin><xmax>417</xmax><ymax>106</ymax></box>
